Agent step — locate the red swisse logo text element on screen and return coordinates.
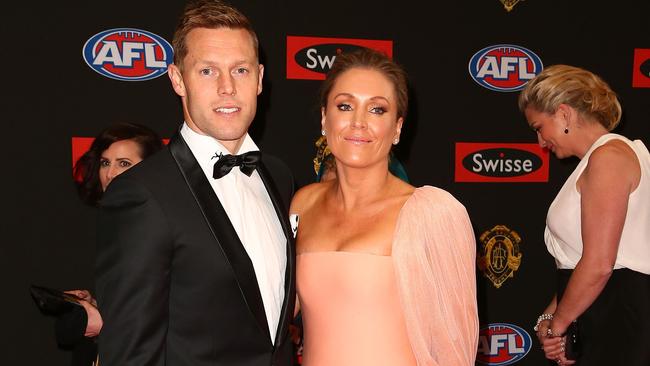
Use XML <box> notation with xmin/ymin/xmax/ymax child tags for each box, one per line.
<box><xmin>286</xmin><ymin>36</ymin><xmax>393</xmax><ymax>80</ymax></box>
<box><xmin>455</xmin><ymin>143</ymin><xmax>549</xmax><ymax>182</ymax></box>
<box><xmin>632</xmin><ymin>48</ymin><xmax>650</xmax><ymax>88</ymax></box>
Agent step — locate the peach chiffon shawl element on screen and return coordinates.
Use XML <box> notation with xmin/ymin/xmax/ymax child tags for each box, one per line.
<box><xmin>393</xmin><ymin>186</ymin><xmax>479</xmax><ymax>366</ymax></box>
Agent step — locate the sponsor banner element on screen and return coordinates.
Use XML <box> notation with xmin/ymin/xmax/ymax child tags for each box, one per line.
<box><xmin>71</xmin><ymin>137</ymin><xmax>95</xmax><ymax>168</ymax></box>
<box><xmin>632</xmin><ymin>48</ymin><xmax>650</xmax><ymax>88</ymax></box>
<box><xmin>286</xmin><ymin>36</ymin><xmax>393</xmax><ymax>80</ymax></box>
<box><xmin>477</xmin><ymin>323</ymin><xmax>532</xmax><ymax>365</ymax></box>
<box><xmin>468</xmin><ymin>44</ymin><xmax>543</xmax><ymax>92</ymax></box>
<box><xmin>477</xmin><ymin>225</ymin><xmax>522</xmax><ymax>289</ymax></box>
<box><xmin>83</xmin><ymin>28</ymin><xmax>173</xmax><ymax>81</ymax></box>
<box><xmin>455</xmin><ymin>142</ymin><xmax>549</xmax><ymax>183</ymax></box>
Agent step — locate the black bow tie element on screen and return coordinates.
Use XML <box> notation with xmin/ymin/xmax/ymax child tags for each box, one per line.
<box><xmin>212</xmin><ymin>151</ymin><xmax>261</xmax><ymax>179</ymax></box>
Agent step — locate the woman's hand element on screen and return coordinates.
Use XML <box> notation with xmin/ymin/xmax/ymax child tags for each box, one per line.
<box><xmin>65</xmin><ymin>289</ymin><xmax>96</xmax><ymax>306</ymax></box>
<box><xmin>541</xmin><ymin>332</ymin><xmax>575</xmax><ymax>365</ymax></box>
<box><xmin>64</xmin><ymin>290</ymin><xmax>103</xmax><ymax>337</ymax></box>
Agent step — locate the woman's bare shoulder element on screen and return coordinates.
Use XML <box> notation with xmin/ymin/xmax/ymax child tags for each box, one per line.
<box><xmin>290</xmin><ymin>181</ymin><xmax>331</xmax><ymax>214</ymax></box>
<box><xmin>587</xmin><ymin>140</ymin><xmax>639</xmax><ymax>179</ymax></box>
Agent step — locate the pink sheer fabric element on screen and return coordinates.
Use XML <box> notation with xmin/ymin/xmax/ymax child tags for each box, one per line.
<box><xmin>392</xmin><ymin>186</ymin><xmax>479</xmax><ymax>366</ymax></box>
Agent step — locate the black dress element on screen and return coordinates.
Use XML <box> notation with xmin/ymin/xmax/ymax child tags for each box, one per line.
<box><xmin>557</xmin><ymin>268</ymin><xmax>650</xmax><ymax>366</ymax></box>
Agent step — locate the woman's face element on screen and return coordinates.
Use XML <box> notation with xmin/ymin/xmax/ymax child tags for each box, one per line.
<box><xmin>321</xmin><ymin>67</ymin><xmax>403</xmax><ymax>171</ymax></box>
<box><xmin>525</xmin><ymin>106</ymin><xmax>572</xmax><ymax>159</ymax></box>
<box><xmin>99</xmin><ymin>139</ymin><xmax>143</xmax><ymax>191</ymax></box>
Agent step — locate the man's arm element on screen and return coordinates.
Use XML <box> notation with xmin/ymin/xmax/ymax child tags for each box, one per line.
<box><xmin>95</xmin><ymin>177</ymin><xmax>173</xmax><ymax>366</ymax></box>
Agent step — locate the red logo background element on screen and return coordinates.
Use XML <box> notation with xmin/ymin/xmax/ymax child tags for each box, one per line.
<box><xmin>286</xmin><ymin>36</ymin><xmax>393</xmax><ymax>80</ymax></box>
<box><xmin>455</xmin><ymin>142</ymin><xmax>549</xmax><ymax>183</ymax></box>
<box><xmin>632</xmin><ymin>48</ymin><xmax>650</xmax><ymax>88</ymax></box>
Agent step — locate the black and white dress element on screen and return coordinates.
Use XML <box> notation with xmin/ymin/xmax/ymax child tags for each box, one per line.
<box><xmin>545</xmin><ymin>133</ymin><xmax>650</xmax><ymax>366</ymax></box>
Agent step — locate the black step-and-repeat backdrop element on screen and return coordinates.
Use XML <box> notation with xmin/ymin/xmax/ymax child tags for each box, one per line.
<box><xmin>3</xmin><ymin>1</ymin><xmax>649</xmax><ymax>365</ymax></box>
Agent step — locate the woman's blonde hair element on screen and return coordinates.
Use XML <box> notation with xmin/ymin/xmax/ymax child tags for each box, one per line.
<box><xmin>518</xmin><ymin>64</ymin><xmax>622</xmax><ymax>131</ymax></box>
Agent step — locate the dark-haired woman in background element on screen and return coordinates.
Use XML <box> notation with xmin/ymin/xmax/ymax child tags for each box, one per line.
<box><xmin>520</xmin><ymin>65</ymin><xmax>650</xmax><ymax>366</ymax></box>
<box><xmin>74</xmin><ymin>122</ymin><xmax>164</xmax><ymax>206</ymax></box>
<box><xmin>58</xmin><ymin>122</ymin><xmax>163</xmax><ymax>366</ymax></box>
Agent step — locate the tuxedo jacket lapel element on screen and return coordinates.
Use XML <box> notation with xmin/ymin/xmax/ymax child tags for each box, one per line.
<box><xmin>168</xmin><ymin>133</ymin><xmax>271</xmax><ymax>342</ymax></box>
<box><xmin>257</xmin><ymin>160</ymin><xmax>296</xmax><ymax>347</ymax></box>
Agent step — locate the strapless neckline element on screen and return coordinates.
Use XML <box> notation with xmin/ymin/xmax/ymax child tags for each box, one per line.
<box><xmin>297</xmin><ymin>250</ymin><xmax>390</xmax><ymax>258</ymax></box>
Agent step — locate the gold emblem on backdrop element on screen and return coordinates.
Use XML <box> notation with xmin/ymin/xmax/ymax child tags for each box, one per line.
<box><xmin>477</xmin><ymin>225</ymin><xmax>522</xmax><ymax>288</ymax></box>
<box><xmin>500</xmin><ymin>0</ymin><xmax>525</xmax><ymax>12</ymax></box>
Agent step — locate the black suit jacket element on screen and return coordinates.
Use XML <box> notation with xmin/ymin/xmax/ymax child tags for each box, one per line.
<box><xmin>95</xmin><ymin>132</ymin><xmax>296</xmax><ymax>366</ymax></box>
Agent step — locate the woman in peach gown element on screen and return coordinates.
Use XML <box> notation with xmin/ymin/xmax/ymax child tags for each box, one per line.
<box><xmin>290</xmin><ymin>48</ymin><xmax>479</xmax><ymax>366</ymax></box>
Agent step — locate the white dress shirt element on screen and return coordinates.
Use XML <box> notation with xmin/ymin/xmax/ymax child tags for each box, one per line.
<box><xmin>181</xmin><ymin>123</ymin><xmax>287</xmax><ymax>343</ymax></box>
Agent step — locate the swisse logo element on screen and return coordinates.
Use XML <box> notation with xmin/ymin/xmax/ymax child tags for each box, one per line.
<box><xmin>476</xmin><ymin>323</ymin><xmax>532</xmax><ymax>365</ymax></box>
<box><xmin>466</xmin><ymin>148</ymin><xmax>540</xmax><ymax>176</ymax></box>
<box><xmin>83</xmin><ymin>28</ymin><xmax>173</xmax><ymax>81</ymax></box>
<box><xmin>287</xmin><ymin>36</ymin><xmax>392</xmax><ymax>80</ymax></box>
<box><xmin>296</xmin><ymin>44</ymin><xmax>367</xmax><ymax>73</ymax></box>
<box><xmin>468</xmin><ymin>44</ymin><xmax>543</xmax><ymax>92</ymax></box>
<box><xmin>455</xmin><ymin>143</ymin><xmax>549</xmax><ymax>182</ymax></box>
<box><xmin>632</xmin><ymin>48</ymin><xmax>650</xmax><ymax>88</ymax></box>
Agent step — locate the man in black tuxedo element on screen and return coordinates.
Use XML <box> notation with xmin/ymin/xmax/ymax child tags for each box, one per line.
<box><xmin>94</xmin><ymin>1</ymin><xmax>295</xmax><ymax>365</ymax></box>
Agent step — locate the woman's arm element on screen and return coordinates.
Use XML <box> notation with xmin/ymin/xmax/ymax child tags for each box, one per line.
<box><xmin>393</xmin><ymin>187</ymin><xmax>478</xmax><ymax>366</ymax></box>
<box><xmin>550</xmin><ymin>143</ymin><xmax>639</xmax><ymax>334</ymax></box>
<box><xmin>535</xmin><ymin>295</ymin><xmax>557</xmax><ymax>342</ymax></box>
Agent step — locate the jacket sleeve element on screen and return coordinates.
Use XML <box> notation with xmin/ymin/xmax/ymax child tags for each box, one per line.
<box><xmin>393</xmin><ymin>186</ymin><xmax>479</xmax><ymax>366</ymax></box>
<box><xmin>95</xmin><ymin>176</ymin><xmax>173</xmax><ymax>366</ymax></box>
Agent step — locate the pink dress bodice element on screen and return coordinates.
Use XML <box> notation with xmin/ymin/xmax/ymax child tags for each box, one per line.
<box><xmin>294</xmin><ymin>186</ymin><xmax>479</xmax><ymax>366</ymax></box>
<box><xmin>297</xmin><ymin>251</ymin><xmax>417</xmax><ymax>366</ymax></box>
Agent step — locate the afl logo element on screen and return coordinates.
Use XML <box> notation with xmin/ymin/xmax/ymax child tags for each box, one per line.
<box><xmin>82</xmin><ymin>28</ymin><xmax>173</xmax><ymax>81</ymax></box>
<box><xmin>477</xmin><ymin>323</ymin><xmax>532</xmax><ymax>365</ymax></box>
<box><xmin>468</xmin><ymin>44</ymin><xmax>543</xmax><ymax>92</ymax></box>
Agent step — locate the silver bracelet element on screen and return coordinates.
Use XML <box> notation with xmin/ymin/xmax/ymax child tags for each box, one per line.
<box><xmin>533</xmin><ymin>313</ymin><xmax>554</xmax><ymax>332</ymax></box>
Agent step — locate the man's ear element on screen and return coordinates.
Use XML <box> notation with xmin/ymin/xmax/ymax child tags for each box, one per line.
<box><xmin>168</xmin><ymin>64</ymin><xmax>186</xmax><ymax>97</ymax></box>
<box><xmin>257</xmin><ymin>64</ymin><xmax>264</xmax><ymax>95</ymax></box>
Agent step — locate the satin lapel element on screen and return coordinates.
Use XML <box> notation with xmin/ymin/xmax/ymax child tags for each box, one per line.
<box><xmin>168</xmin><ymin>133</ymin><xmax>271</xmax><ymax>342</ymax></box>
<box><xmin>257</xmin><ymin>159</ymin><xmax>296</xmax><ymax>347</ymax></box>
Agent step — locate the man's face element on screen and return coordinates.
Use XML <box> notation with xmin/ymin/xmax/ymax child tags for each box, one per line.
<box><xmin>168</xmin><ymin>27</ymin><xmax>263</xmax><ymax>153</ymax></box>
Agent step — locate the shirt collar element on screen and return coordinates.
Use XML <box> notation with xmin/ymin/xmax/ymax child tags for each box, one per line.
<box><xmin>180</xmin><ymin>122</ymin><xmax>259</xmax><ymax>165</ymax></box>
